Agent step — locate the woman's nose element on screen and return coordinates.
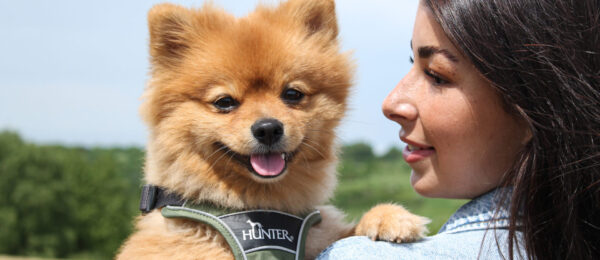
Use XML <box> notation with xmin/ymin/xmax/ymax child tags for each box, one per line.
<box><xmin>382</xmin><ymin>77</ymin><xmax>418</xmax><ymax>124</ymax></box>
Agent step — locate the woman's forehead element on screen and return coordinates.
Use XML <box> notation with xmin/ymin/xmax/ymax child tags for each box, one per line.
<box><xmin>412</xmin><ymin>5</ymin><xmax>462</xmax><ymax>58</ymax></box>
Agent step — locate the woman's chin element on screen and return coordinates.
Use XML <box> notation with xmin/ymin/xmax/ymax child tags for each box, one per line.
<box><xmin>410</xmin><ymin>170</ymin><xmax>434</xmax><ymax>197</ymax></box>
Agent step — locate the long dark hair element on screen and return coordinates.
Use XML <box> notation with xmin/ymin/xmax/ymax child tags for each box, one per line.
<box><xmin>423</xmin><ymin>0</ymin><xmax>600</xmax><ymax>259</ymax></box>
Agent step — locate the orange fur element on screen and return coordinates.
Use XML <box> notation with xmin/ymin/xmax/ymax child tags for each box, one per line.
<box><xmin>355</xmin><ymin>203</ymin><xmax>431</xmax><ymax>243</ymax></box>
<box><xmin>117</xmin><ymin>0</ymin><xmax>427</xmax><ymax>259</ymax></box>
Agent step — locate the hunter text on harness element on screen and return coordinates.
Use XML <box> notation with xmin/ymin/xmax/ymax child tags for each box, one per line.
<box><xmin>139</xmin><ymin>185</ymin><xmax>322</xmax><ymax>260</ymax></box>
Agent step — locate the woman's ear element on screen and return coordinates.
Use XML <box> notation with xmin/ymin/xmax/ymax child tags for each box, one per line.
<box><xmin>523</xmin><ymin>125</ymin><xmax>533</xmax><ymax>144</ymax></box>
<box><xmin>516</xmin><ymin>113</ymin><xmax>533</xmax><ymax>145</ymax></box>
<box><xmin>279</xmin><ymin>0</ymin><xmax>338</xmax><ymax>41</ymax></box>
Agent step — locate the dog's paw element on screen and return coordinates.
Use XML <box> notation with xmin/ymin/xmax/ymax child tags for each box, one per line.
<box><xmin>355</xmin><ymin>203</ymin><xmax>430</xmax><ymax>243</ymax></box>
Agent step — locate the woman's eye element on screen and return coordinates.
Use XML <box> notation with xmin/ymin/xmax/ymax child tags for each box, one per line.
<box><xmin>424</xmin><ymin>69</ymin><xmax>450</xmax><ymax>85</ymax></box>
<box><xmin>213</xmin><ymin>96</ymin><xmax>239</xmax><ymax>112</ymax></box>
<box><xmin>281</xmin><ymin>88</ymin><xmax>305</xmax><ymax>104</ymax></box>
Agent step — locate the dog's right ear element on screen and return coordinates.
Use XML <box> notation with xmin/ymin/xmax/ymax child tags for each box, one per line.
<box><xmin>279</xmin><ymin>0</ymin><xmax>338</xmax><ymax>41</ymax></box>
<box><xmin>148</xmin><ymin>3</ymin><xmax>194</xmax><ymax>68</ymax></box>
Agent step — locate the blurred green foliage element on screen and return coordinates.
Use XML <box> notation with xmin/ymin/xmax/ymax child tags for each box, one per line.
<box><xmin>333</xmin><ymin>142</ymin><xmax>466</xmax><ymax>233</ymax></box>
<box><xmin>0</xmin><ymin>132</ymin><xmax>465</xmax><ymax>259</ymax></box>
<box><xmin>0</xmin><ymin>132</ymin><xmax>143</xmax><ymax>259</ymax></box>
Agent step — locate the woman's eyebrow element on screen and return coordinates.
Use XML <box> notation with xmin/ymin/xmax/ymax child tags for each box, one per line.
<box><xmin>418</xmin><ymin>45</ymin><xmax>460</xmax><ymax>63</ymax></box>
<box><xmin>410</xmin><ymin>40</ymin><xmax>460</xmax><ymax>63</ymax></box>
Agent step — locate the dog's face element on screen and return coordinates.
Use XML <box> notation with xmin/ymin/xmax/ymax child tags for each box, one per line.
<box><xmin>141</xmin><ymin>0</ymin><xmax>352</xmax><ymax>211</ymax></box>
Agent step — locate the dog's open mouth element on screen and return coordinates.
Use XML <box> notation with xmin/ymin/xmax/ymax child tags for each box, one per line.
<box><xmin>214</xmin><ymin>143</ymin><xmax>296</xmax><ymax>178</ymax></box>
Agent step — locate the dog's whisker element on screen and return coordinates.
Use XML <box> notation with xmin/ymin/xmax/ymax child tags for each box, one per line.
<box><xmin>303</xmin><ymin>137</ymin><xmax>323</xmax><ymax>147</ymax></box>
<box><xmin>204</xmin><ymin>145</ymin><xmax>229</xmax><ymax>161</ymax></box>
<box><xmin>304</xmin><ymin>129</ymin><xmax>327</xmax><ymax>132</ymax></box>
<box><xmin>300</xmin><ymin>150</ymin><xmax>311</xmax><ymax>171</ymax></box>
<box><xmin>304</xmin><ymin>138</ymin><xmax>327</xmax><ymax>153</ymax></box>
<box><xmin>206</xmin><ymin>149</ymin><xmax>233</xmax><ymax>173</ymax></box>
<box><xmin>224</xmin><ymin>151</ymin><xmax>235</xmax><ymax>170</ymax></box>
<box><xmin>301</xmin><ymin>141</ymin><xmax>326</xmax><ymax>159</ymax></box>
<box><xmin>243</xmin><ymin>140</ymin><xmax>255</xmax><ymax>153</ymax></box>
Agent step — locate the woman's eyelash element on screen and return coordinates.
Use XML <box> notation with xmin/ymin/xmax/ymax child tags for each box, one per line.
<box><xmin>424</xmin><ymin>69</ymin><xmax>450</xmax><ymax>85</ymax></box>
<box><xmin>409</xmin><ymin>54</ymin><xmax>450</xmax><ymax>85</ymax></box>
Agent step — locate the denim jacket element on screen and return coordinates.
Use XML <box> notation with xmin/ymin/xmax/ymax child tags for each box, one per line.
<box><xmin>317</xmin><ymin>188</ymin><xmax>526</xmax><ymax>259</ymax></box>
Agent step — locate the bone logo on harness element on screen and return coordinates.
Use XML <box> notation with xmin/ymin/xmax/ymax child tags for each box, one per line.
<box><xmin>242</xmin><ymin>219</ymin><xmax>294</xmax><ymax>242</ymax></box>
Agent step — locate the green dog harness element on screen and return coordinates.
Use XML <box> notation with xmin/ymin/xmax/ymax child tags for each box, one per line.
<box><xmin>140</xmin><ymin>185</ymin><xmax>322</xmax><ymax>260</ymax></box>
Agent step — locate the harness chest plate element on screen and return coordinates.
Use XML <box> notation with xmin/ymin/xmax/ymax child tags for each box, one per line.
<box><xmin>161</xmin><ymin>203</ymin><xmax>321</xmax><ymax>260</ymax></box>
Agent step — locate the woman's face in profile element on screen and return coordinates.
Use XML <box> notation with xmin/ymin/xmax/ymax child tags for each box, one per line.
<box><xmin>382</xmin><ymin>3</ymin><xmax>531</xmax><ymax>199</ymax></box>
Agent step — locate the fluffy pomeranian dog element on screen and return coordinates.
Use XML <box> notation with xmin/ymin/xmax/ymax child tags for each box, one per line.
<box><xmin>117</xmin><ymin>0</ymin><xmax>428</xmax><ymax>259</ymax></box>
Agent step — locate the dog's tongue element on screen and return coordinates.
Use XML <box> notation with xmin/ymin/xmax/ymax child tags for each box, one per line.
<box><xmin>250</xmin><ymin>153</ymin><xmax>285</xmax><ymax>176</ymax></box>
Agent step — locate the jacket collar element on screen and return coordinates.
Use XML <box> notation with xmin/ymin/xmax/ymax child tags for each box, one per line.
<box><xmin>438</xmin><ymin>187</ymin><xmax>513</xmax><ymax>234</ymax></box>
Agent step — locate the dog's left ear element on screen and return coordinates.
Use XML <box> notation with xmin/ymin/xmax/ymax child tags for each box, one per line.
<box><xmin>147</xmin><ymin>3</ymin><xmax>194</xmax><ymax>68</ymax></box>
<box><xmin>280</xmin><ymin>0</ymin><xmax>338</xmax><ymax>41</ymax></box>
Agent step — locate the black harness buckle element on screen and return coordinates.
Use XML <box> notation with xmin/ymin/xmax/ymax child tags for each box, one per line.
<box><xmin>139</xmin><ymin>184</ymin><xmax>157</xmax><ymax>214</ymax></box>
<box><xmin>139</xmin><ymin>185</ymin><xmax>185</xmax><ymax>214</ymax></box>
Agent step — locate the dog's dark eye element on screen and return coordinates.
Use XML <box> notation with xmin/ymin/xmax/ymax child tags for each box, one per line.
<box><xmin>281</xmin><ymin>88</ymin><xmax>304</xmax><ymax>104</ymax></box>
<box><xmin>213</xmin><ymin>96</ymin><xmax>239</xmax><ymax>112</ymax></box>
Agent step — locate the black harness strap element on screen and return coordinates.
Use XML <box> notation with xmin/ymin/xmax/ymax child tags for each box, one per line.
<box><xmin>139</xmin><ymin>184</ymin><xmax>185</xmax><ymax>214</ymax></box>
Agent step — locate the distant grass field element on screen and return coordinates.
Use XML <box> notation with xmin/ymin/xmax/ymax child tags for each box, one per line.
<box><xmin>332</xmin><ymin>155</ymin><xmax>467</xmax><ymax>234</ymax></box>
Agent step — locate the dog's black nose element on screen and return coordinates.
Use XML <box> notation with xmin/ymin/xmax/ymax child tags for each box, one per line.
<box><xmin>251</xmin><ymin>118</ymin><xmax>284</xmax><ymax>145</ymax></box>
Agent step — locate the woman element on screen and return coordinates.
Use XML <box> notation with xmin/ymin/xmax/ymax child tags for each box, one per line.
<box><xmin>319</xmin><ymin>0</ymin><xmax>599</xmax><ymax>259</ymax></box>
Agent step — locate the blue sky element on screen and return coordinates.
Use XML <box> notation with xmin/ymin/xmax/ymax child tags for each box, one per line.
<box><xmin>0</xmin><ymin>0</ymin><xmax>418</xmax><ymax>153</ymax></box>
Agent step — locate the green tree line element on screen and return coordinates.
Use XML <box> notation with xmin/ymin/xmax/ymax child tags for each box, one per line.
<box><xmin>0</xmin><ymin>131</ymin><xmax>464</xmax><ymax>259</ymax></box>
<box><xmin>0</xmin><ymin>131</ymin><xmax>143</xmax><ymax>259</ymax></box>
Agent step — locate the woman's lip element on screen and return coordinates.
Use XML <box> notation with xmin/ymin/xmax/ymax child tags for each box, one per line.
<box><xmin>400</xmin><ymin>137</ymin><xmax>435</xmax><ymax>163</ymax></box>
<box><xmin>400</xmin><ymin>137</ymin><xmax>433</xmax><ymax>149</ymax></box>
<box><xmin>402</xmin><ymin>145</ymin><xmax>435</xmax><ymax>163</ymax></box>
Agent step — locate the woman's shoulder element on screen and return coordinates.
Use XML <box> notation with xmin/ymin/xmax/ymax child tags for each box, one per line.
<box><xmin>317</xmin><ymin>230</ymin><xmax>513</xmax><ymax>260</ymax></box>
<box><xmin>318</xmin><ymin>188</ymin><xmax>525</xmax><ymax>259</ymax></box>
